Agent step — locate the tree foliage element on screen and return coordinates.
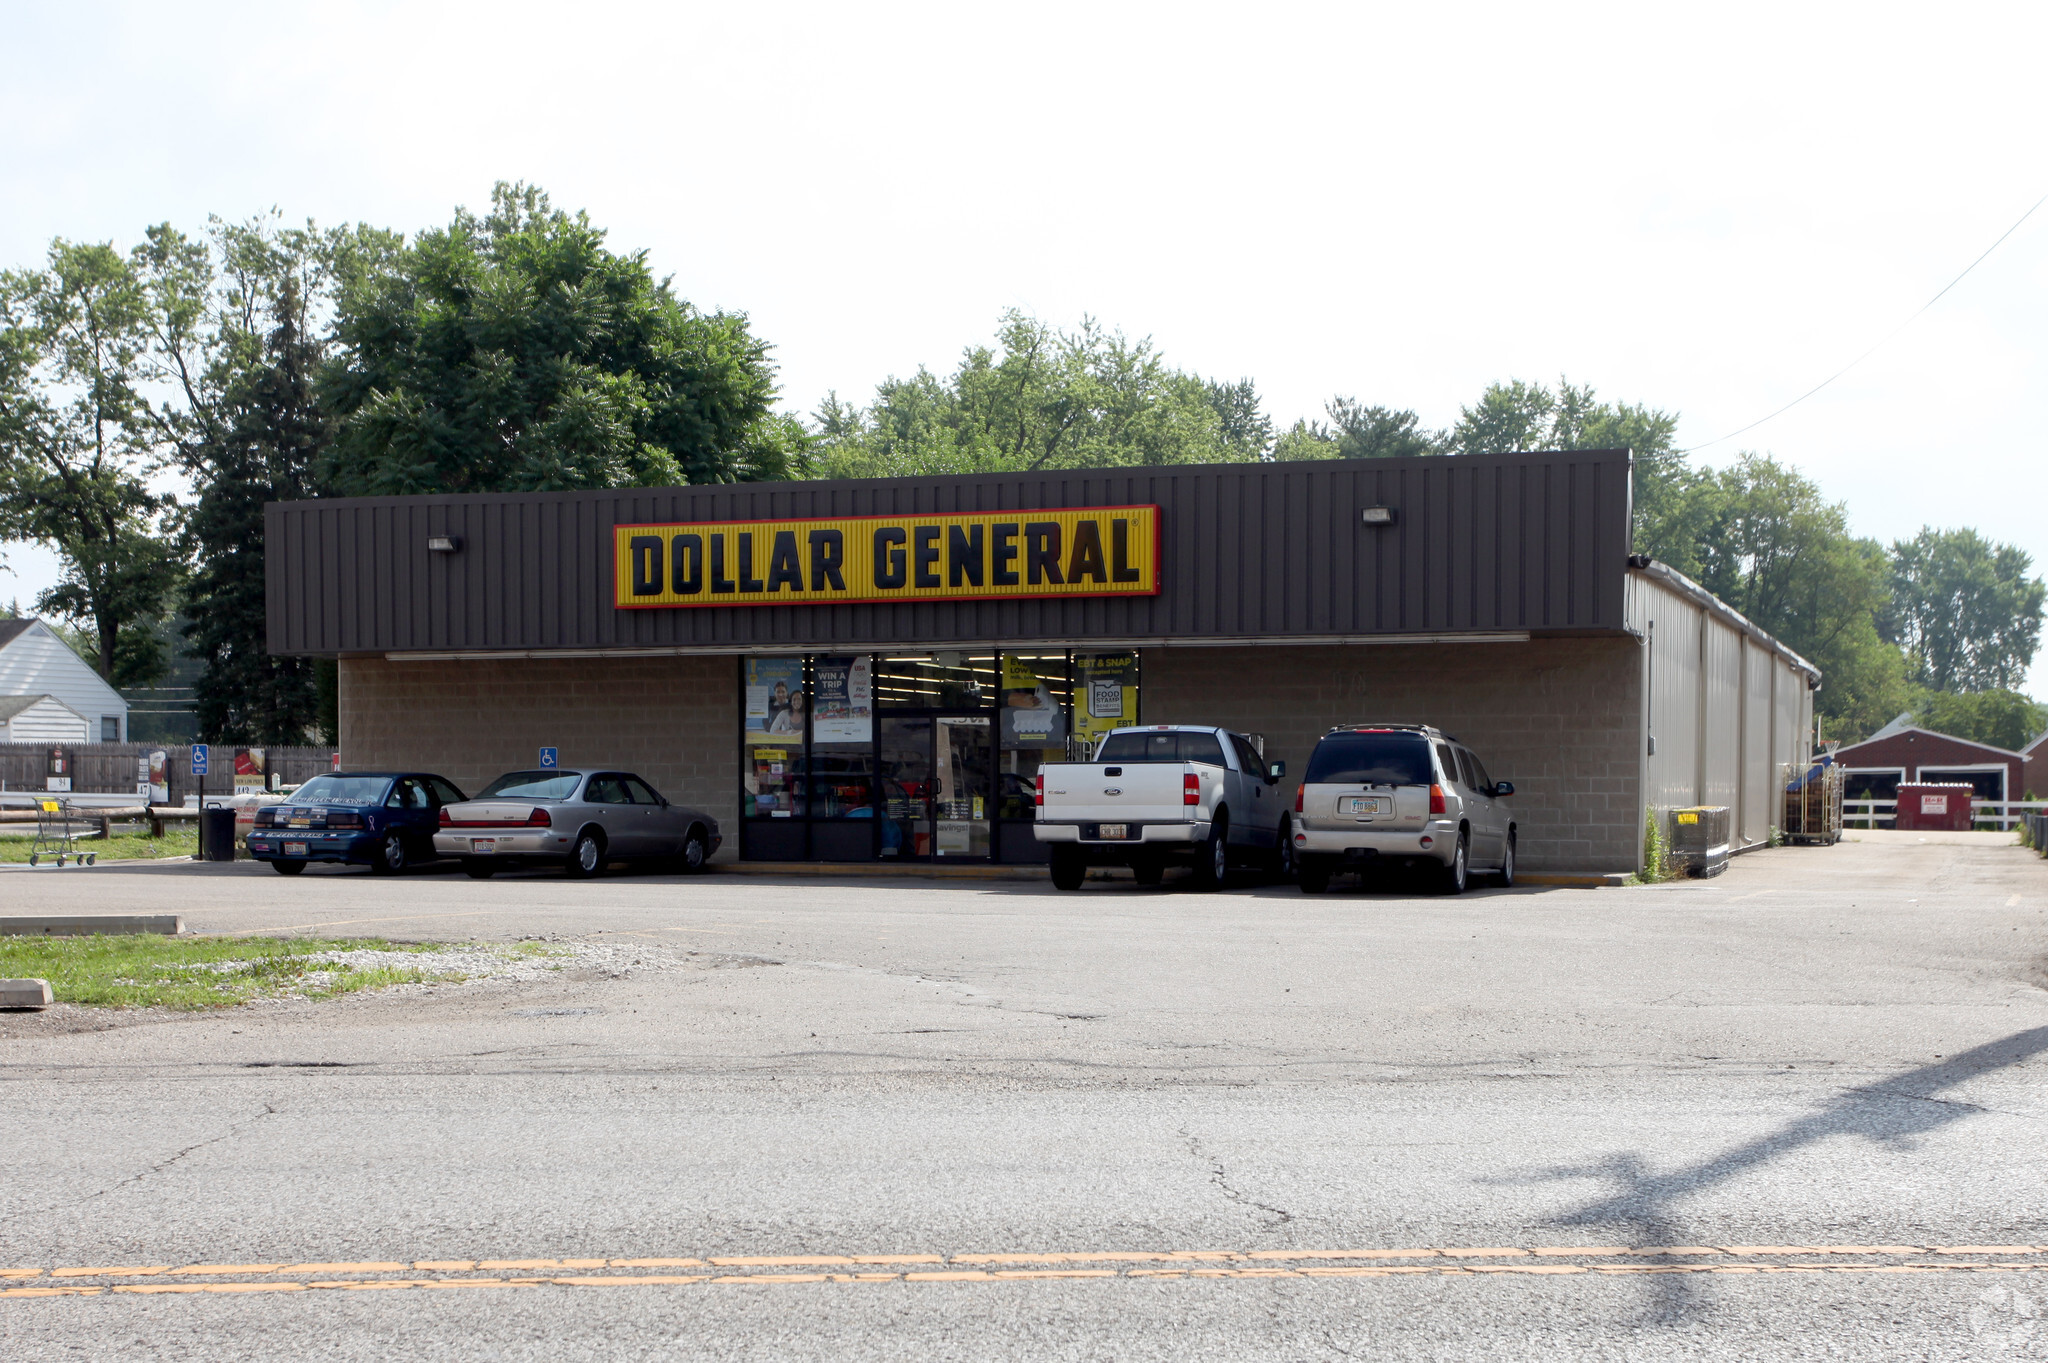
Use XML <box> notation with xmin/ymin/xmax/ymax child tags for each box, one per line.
<box><xmin>1273</xmin><ymin>398</ymin><xmax>1441</xmax><ymax>461</ymax></box>
<box><xmin>1646</xmin><ymin>455</ymin><xmax>1908</xmax><ymax>739</ymax></box>
<box><xmin>322</xmin><ymin>183</ymin><xmax>803</xmax><ymax>496</ymax></box>
<box><xmin>1882</xmin><ymin>527</ymin><xmax>2045</xmax><ymax>692</ymax></box>
<box><xmin>165</xmin><ymin>217</ymin><xmax>386</xmax><ymax>743</ymax></box>
<box><xmin>1912</xmin><ymin>688</ymin><xmax>2046</xmax><ymax>754</ymax></box>
<box><xmin>0</xmin><ymin>236</ymin><xmax>185</xmax><ymax>685</ymax></box>
<box><xmin>812</xmin><ymin>310</ymin><xmax>1270</xmax><ymax>478</ymax></box>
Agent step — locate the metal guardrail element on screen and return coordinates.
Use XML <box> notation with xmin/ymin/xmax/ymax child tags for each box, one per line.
<box><xmin>1843</xmin><ymin>799</ymin><xmax>2048</xmax><ymax>831</ymax></box>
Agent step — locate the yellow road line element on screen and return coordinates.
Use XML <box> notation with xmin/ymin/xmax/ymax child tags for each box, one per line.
<box><xmin>8</xmin><ymin>1261</ymin><xmax>2048</xmax><ymax>1300</ymax></box>
<box><xmin>16</xmin><ymin>1244</ymin><xmax>2048</xmax><ymax>1282</ymax></box>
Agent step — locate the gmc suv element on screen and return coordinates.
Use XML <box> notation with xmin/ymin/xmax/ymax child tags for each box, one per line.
<box><xmin>1290</xmin><ymin>724</ymin><xmax>1515</xmax><ymax>894</ymax></box>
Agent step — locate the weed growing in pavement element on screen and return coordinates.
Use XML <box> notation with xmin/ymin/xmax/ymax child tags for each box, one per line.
<box><xmin>0</xmin><ymin>935</ymin><xmax>461</xmax><ymax>1010</ymax></box>
<box><xmin>1628</xmin><ymin>806</ymin><xmax>1676</xmax><ymax>885</ymax></box>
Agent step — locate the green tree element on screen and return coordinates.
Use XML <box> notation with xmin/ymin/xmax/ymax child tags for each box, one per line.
<box><xmin>175</xmin><ymin>219</ymin><xmax>362</xmax><ymax>743</ymax></box>
<box><xmin>813</xmin><ymin>310</ymin><xmax>1267</xmax><ymax>478</ymax></box>
<box><xmin>1274</xmin><ymin>398</ymin><xmax>1442</xmax><ymax>461</ymax></box>
<box><xmin>0</xmin><ymin>237</ymin><xmax>183</xmax><ymax>685</ymax></box>
<box><xmin>1883</xmin><ymin>527</ymin><xmax>2045</xmax><ymax>692</ymax></box>
<box><xmin>1679</xmin><ymin>455</ymin><xmax>1907</xmax><ymax>738</ymax></box>
<box><xmin>323</xmin><ymin>182</ymin><xmax>803</xmax><ymax>496</ymax></box>
<box><xmin>1444</xmin><ymin>377</ymin><xmax>1689</xmax><ymax>554</ymax></box>
<box><xmin>1913</xmin><ymin>689</ymin><xmax>2046</xmax><ymax>753</ymax></box>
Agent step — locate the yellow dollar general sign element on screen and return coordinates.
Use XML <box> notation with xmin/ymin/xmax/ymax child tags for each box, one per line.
<box><xmin>614</xmin><ymin>507</ymin><xmax>1161</xmax><ymax>609</ymax></box>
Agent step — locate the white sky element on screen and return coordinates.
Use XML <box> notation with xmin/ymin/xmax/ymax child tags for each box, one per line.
<box><xmin>5</xmin><ymin>1</ymin><xmax>2046</xmax><ymax>688</ymax></box>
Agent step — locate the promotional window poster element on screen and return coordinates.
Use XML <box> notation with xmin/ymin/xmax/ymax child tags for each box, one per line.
<box><xmin>812</xmin><ymin>655</ymin><xmax>873</xmax><ymax>743</ymax></box>
<box><xmin>1073</xmin><ymin>652</ymin><xmax>1139</xmax><ymax>750</ymax></box>
<box><xmin>999</xmin><ymin>656</ymin><xmax>1068</xmax><ymax>751</ymax></box>
<box><xmin>234</xmin><ymin>747</ymin><xmax>267</xmax><ymax>792</ymax></box>
<box><xmin>745</xmin><ymin>657</ymin><xmax>807</xmax><ymax>744</ymax></box>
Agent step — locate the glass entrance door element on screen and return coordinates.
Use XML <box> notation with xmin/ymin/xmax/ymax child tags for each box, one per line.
<box><xmin>877</xmin><ymin>714</ymin><xmax>992</xmax><ymax>859</ymax></box>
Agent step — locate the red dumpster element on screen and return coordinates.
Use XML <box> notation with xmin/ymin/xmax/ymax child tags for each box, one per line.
<box><xmin>1895</xmin><ymin>783</ymin><xmax>1975</xmax><ymax>832</ymax></box>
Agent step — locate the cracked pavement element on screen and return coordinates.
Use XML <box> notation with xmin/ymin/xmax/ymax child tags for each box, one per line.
<box><xmin>3</xmin><ymin>833</ymin><xmax>2047</xmax><ymax>1359</ymax></box>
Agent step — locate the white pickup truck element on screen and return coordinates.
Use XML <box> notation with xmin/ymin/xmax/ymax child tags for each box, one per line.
<box><xmin>1033</xmin><ymin>725</ymin><xmax>1290</xmax><ymax>890</ymax></box>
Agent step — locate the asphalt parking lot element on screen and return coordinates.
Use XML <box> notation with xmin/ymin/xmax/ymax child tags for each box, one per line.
<box><xmin>3</xmin><ymin>834</ymin><xmax>2046</xmax><ymax>1360</ymax></box>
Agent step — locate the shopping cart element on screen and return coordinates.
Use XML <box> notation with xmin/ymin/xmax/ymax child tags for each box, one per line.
<box><xmin>29</xmin><ymin>797</ymin><xmax>96</xmax><ymax>868</ymax></box>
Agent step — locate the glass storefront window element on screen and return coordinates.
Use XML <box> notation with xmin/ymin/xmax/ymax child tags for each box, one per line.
<box><xmin>739</xmin><ymin>649</ymin><xmax>1140</xmax><ymax>856</ymax></box>
<box><xmin>743</xmin><ymin>656</ymin><xmax>807</xmax><ymax>818</ymax></box>
<box><xmin>809</xmin><ymin>746</ymin><xmax>876</xmax><ymax>818</ymax></box>
<box><xmin>873</xmin><ymin>654</ymin><xmax>997</xmax><ymax>709</ymax></box>
<box><xmin>997</xmin><ymin>653</ymin><xmax>1072</xmax><ymax>820</ymax></box>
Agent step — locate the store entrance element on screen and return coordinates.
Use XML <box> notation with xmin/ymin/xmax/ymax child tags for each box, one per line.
<box><xmin>877</xmin><ymin>714</ymin><xmax>993</xmax><ymax>860</ymax></box>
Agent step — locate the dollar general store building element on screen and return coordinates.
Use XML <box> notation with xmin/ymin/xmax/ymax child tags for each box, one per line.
<box><xmin>266</xmin><ymin>449</ymin><xmax>1818</xmax><ymax>874</ymax></box>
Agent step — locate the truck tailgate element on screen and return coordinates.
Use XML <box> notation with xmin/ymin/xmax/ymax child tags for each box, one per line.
<box><xmin>1039</xmin><ymin>763</ymin><xmax>1194</xmax><ymax>824</ymax></box>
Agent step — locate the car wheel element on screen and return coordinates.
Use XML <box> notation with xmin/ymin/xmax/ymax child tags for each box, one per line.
<box><xmin>1132</xmin><ymin>858</ymin><xmax>1164</xmax><ymax>887</ymax></box>
<box><xmin>1438</xmin><ymin>833</ymin><xmax>1469</xmax><ymax>896</ymax></box>
<box><xmin>1049</xmin><ymin>846</ymin><xmax>1086</xmax><ymax>892</ymax></box>
<box><xmin>681</xmin><ymin>828</ymin><xmax>711</xmax><ymax>874</ymax></box>
<box><xmin>1298</xmin><ymin>857</ymin><xmax>1331</xmax><ymax>894</ymax></box>
<box><xmin>566</xmin><ymin>829</ymin><xmax>605</xmax><ymax>879</ymax></box>
<box><xmin>461</xmin><ymin>859</ymin><xmax>496</xmax><ymax>879</ymax></box>
<box><xmin>1275</xmin><ymin>822</ymin><xmax>1298</xmax><ymax>882</ymax></box>
<box><xmin>369</xmin><ymin>832</ymin><xmax>407</xmax><ymax>875</ymax></box>
<box><xmin>271</xmin><ymin>860</ymin><xmax>306</xmax><ymax>876</ymax></box>
<box><xmin>1191</xmin><ymin>814</ymin><xmax>1229</xmax><ymax>892</ymax></box>
<box><xmin>1497</xmin><ymin>832</ymin><xmax>1516</xmax><ymax>887</ymax></box>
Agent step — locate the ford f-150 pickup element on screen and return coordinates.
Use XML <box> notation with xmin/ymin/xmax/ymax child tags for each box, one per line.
<box><xmin>1033</xmin><ymin>725</ymin><xmax>1289</xmax><ymax>890</ymax></box>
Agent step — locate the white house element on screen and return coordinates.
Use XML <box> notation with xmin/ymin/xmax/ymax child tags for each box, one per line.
<box><xmin>0</xmin><ymin>620</ymin><xmax>129</xmax><ymax>742</ymax></box>
<box><xmin>0</xmin><ymin>694</ymin><xmax>91</xmax><ymax>744</ymax></box>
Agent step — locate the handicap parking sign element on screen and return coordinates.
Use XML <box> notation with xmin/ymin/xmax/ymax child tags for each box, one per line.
<box><xmin>538</xmin><ymin>747</ymin><xmax>558</xmax><ymax>769</ymax></box>
<box><xmin>191</xmin><ymin>743</ymin><xmax>210</xmax><ymax>775</ymax></box>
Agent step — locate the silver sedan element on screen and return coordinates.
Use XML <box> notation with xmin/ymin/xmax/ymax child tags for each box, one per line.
<box><xmin>433</xmin><ymin>768</ymin><xmax>722</xmax><ymax>879</ymax></box>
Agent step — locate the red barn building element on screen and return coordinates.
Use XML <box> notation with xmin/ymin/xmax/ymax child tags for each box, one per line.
<box><xmin>2022</xmin><ymin>730</ymin><xmax>2048</xmax><ymax>802</ymax></box>
<box><xmin>1834</xmin><ymin>716</ymin><xmax>2026</xmax><ymax>805</ymax></box>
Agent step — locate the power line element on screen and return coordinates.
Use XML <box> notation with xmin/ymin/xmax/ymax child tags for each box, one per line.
<box><xmin>1682</xmin><ymin>187</ymin><xmax>2048</xmax><ymax>454</ymax></box>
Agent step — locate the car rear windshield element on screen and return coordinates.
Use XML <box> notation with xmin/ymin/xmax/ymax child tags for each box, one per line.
<box><xmin>1094</xmin><ymin>731</ymin><xmax>1228</xmax><ymax>765</ymax></box>
<box><xmin>1303</xmin><ymin>733</ymin><xmax>1435</xmax><ymax>786</ymax></box>
<box><xmin>285</xmin><ymin>775</ymin><xmax>391</xmax><ymax>806</ymax></box>
<box><xmin>477</xmin><ymin>771</ymin><xmax>583</xmax><ymax>800</ymax></box>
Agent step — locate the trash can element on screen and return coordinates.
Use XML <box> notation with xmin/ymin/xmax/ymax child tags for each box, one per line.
<box><xmin>197</xmin><ymin>806</ymin><xmax>238</xmax><ymax>862</ymax></box>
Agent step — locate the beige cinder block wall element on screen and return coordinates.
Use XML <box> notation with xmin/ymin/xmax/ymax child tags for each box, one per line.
<box><xmin>1142</xmin><ymin>639</ymin><xmax>1644</xmax><ymax>873</ymax></box>
<box><xmin>338</xmin><ymin>655</ymin><xmax>739</xmax><ymax>858</ymax></box>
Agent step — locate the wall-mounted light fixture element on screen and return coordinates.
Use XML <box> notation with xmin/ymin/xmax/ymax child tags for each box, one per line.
<box><xmin>428</xmin><ymin>536</ymin><xmax>463</xmax><ymax>553</ymax></box>
<box><xmin>1361</xmin><ymin>506</ymin><xmax>1397</xmax><ymax>527</ymax></box>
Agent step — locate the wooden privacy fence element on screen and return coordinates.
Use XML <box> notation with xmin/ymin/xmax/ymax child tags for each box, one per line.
<box><xmin>0</xmin><ymin>743</ymin><xmax>336</xmax><ymax>802</ymax></box>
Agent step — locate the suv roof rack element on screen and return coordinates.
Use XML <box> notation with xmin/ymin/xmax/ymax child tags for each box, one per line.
<box><xmin>1323</xmin><ymin>723</ymin><xmax>1459</xmax><ymax>742</ymax></box>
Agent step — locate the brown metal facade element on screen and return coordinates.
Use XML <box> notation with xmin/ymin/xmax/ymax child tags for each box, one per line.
<box><xmin>266</xmin><ymin>450</ymin><xmax>1632</xmax><ymax>656</ymax></box>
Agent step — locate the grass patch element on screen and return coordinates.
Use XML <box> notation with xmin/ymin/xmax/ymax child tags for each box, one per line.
<box><xmin>0</xmin><ymin>934</ymin><xmax>457</xmax><ymax>1010</ymax></box>
<box><xmin>0</xmin><ymin>825</ymin><xmax>199</xmax><ymax>863</ymax></box>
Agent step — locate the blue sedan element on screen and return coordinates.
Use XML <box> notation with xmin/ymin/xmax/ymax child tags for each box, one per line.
<box><xmin>247</xmin><ymin>772</ymin><xmax>469</xmax><ymax>875</ymax></box>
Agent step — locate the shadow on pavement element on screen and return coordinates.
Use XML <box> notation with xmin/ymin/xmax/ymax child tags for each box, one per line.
<box><xmin>1499</xmin><ymin>1025</ymin><xmax>2048</xmax><ymax>1321</ymax></box>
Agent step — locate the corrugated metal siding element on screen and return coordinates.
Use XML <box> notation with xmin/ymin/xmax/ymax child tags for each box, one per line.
<box><xmin>1629</xmin><ymin>572</ymin><xmax>1816</xmax><ymax>853</ymax></box>
<box><xmin>267</xmin><ymin>452</ymin><xmax>1633</xmax><ymax>655</ymax></box>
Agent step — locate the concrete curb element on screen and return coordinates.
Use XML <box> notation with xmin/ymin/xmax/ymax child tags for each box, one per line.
<box><xmin>0</xmin><ymin>915</ymin><xmax>185</xmax><ymax>936</ymax></box>
<box><xmin>1517</xmin><ymin>872</ymin><xmax>1630</xmax><ymax>888</ymax></box>
<box><xmin>715</xmin><ymin>861</ymin><xmax>1049</xmax><ymax>882</ymax></box>
<box><xmin>0</xmin><ymin>978</ymin><xmax>53</xmax><ymax>1008</ymax></box>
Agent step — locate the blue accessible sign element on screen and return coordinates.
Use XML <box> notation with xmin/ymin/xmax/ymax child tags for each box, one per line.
<box><xmin>538</xmin><ymin>747</ymin><xmax>558</xmax><ymax>769</ymax></box>
<box><xmin>191</xmin><ymin>743</ymin><xmax>210</xmax><ymax>775</ymax></box>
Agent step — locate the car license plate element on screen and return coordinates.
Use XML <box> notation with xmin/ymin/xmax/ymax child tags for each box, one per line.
<box><xmin>471</xmin><ymin>838</ymin><xmax>496</xmax><ymax>853</ymax></box>
<box><xmin>283</xmin><ymin>842</ymin><xmax>308</xmax><ymax>856</ymax></box>
<box><xmin>1341</xmin><ymin>797</ymin><xmax>1388</xmax><ymax>815</ymax></box>
<box><xmin>1098</xmin><ymin>824</ymin><xmax>1128</xmax><ymax>839</ymax></box>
